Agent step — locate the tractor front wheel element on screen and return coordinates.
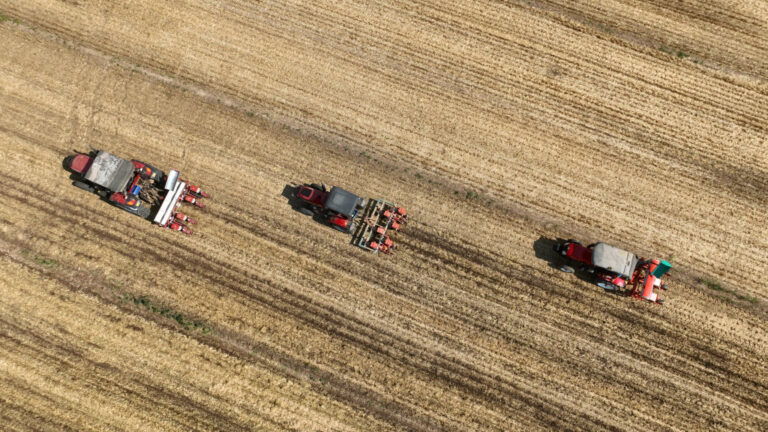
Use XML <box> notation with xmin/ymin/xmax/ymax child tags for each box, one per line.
<box><xmin>559</xmin><ymin>265</ymin><xmax>574</xmax><ymax>273</ymax></box>
<box><xmin>596</xmin><ymin>281</ymin><xmax>617</xmax><ymax>291</ymax></box>
<box><xmin>72</xmin><ymin>181</ymin><xmax>94</xmax><ymax>193</ymax></box>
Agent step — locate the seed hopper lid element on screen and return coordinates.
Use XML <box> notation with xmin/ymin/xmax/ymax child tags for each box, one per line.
<box><xmin>591</xmin><ymin>243</ymin><xmax>638</xmax><ymax>278</ymax></box>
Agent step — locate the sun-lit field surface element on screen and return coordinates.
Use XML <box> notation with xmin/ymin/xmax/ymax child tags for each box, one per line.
<box><xmin>1</xmin><ymin>1</ymin><xmax>766</xmax><ymax>430</ymax></box>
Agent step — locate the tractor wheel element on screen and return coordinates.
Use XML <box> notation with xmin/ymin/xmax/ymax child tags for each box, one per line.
<box><xmin>332</xmin><ymin>225</ymin><xmax>347</xmax><ymax>233</ymax></box>
<box><xmin>310</xmin><ymin>183</ymin><xmax>323</xmax><ymax>191</ymax></box>
<box><xmin>298</xmin><ymin>207</ymin><xmax>314</xmax><ymax>216</ymax></box>
<box><xmin>356</xmin><ymin>198</ymin><xmax>367</xmax><ymax>210</ymax></box>
<box><xmin>559</xmin><ymin>265</ymin><xmax>575</xmax><ymax>273</ymax></box>
<box><xmin>596</xmin><ymin>281</ymin><xmax>617</xmax><ymax>291</ymax></box>
<box><xmin>72</xmin><ymin>181</ymin><xmax>94</xmax><ymax>193</ymax></box>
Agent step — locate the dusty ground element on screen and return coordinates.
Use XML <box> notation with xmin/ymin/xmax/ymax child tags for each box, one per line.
<box><xmin>0</xmin><ymin>1</ymin><xmax>766</xmax><ymax>430</ymax></box>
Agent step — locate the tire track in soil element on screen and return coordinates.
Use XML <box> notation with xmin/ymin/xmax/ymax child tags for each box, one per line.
<box><xmin>5</xmin><ymin>167</ymin><xmax>766</xmax><ymax>428</ymax></box>
<box><xmin>0</xmin><ymin>246</ymin><xmax>450</xmax><ymax>431</ymax></box>
<box><xmin>0</xmin><ymin>195</ymin><xmax>453</xmax><ymax>429</ymax></box>
<box><xmin>2</xmin><ymin>176</ymin><xmax>622</xmax><ymax>430</ymax></box>
<box><xmin>2</xmin><ymin>10</ymin><xmax>768</xmax><ymax>429</ymax></box>
<box><xmin>4</xmin><ymin>16</ymin><xmax>767</xmax><ymax>300</ymax></box>
<box><xmin>210</xmin><ymin>202</ymin><xmax>765</xmax><ymax>427</ymax></box>
<box><xmin>0</xmin><ymin>322</ymin><xmax>258</xmax><ymax>432</ymax></box>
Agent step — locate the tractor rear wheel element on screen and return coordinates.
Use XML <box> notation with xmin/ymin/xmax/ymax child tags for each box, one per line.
<box><xmin>73</xmin><ymin>181</ymin><xmax>94</xmax><ymax>193</ymax></box>
<box><xmin>298</xmin><ymin>207</ymin><xmax>314</xmax><ymax>216</ymax></box>
<box><xmin>596</xmin><ymin>281</ymin><xmax>617</xmax><ymax>291</ymax></box>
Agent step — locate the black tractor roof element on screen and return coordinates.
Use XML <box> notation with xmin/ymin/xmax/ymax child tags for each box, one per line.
<box><xmin>325</xmin><ymin>187</ymin><xmax>360</xmax><ymax>217</ymax></box>
<box><xmin>83</xmin><ymin>151</ymin><xmax>135</xmax><ymax>192</ymax></box>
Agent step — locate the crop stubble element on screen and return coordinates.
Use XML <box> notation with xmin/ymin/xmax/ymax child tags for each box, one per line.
<box><xmin>0</xmin><ymin>1</ymin><xmax>766</xmax><ymax>431</ymax></box>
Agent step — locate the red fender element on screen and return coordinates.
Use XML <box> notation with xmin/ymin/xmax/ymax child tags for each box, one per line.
<box><xmin>328</xmin><ymin>214</ymin><xmax>350</xmax><ymax>230</ymax></box>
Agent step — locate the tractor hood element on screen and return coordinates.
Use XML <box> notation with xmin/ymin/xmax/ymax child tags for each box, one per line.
<box><xmin>83</xmin><ymin>151</ymin><xmax>135</xmax><ymax>192</ymax></box>
<box><xmin>325</xmin><ymin>187</ymin><xmax>361</xmax><ymax>218</ymax></box>
<box><xmin>591</xmin><ymin>243</ymin><xmax>638</xmax><ymax>278</ymax></box>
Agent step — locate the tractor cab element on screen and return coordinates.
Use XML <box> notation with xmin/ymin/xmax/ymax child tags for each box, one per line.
<box><xmin>69</xmin><ymin>154</ymin><xmax>94</xmax><ymax>175</ymax></box>
<box><xmin>564</xmin><ymin>242</ymin><xmax>593</xmax><ymax>265</ymax></box>
<box><xmin>297</xmin><ymin>185</ymin><xmax>328</xmax><ymax>207</ymax></box>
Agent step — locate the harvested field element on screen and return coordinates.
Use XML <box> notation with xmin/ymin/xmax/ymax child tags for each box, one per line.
<box><xmin>0</xmin><ymin>1</ymin><xmax>767</xmax><ymax>431</ymax></box>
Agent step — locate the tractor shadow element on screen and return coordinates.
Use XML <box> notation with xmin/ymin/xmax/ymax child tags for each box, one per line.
<box><xmin>281</xmin><ymin>183</ymin><xmax>303</xmax><ymax>209</ymax></box>
<box><xmin>533</xmin><ymin>236</ymin><xmax>596</xmax><ymax>285</ymax></box>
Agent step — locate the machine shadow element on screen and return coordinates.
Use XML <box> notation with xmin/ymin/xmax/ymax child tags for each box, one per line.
<box><xmin>533</xmin><ymin>236</ymin><xmax>567</xmax><ymax>270</ymax></box>
<box><xmin>281</xmin><ymin>183</ymin><xmax>301</xmax><ymax>209</ymax></box>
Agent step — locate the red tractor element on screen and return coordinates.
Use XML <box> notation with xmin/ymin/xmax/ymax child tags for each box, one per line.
<box><xmin>295</xmin><ymin>183</ymin><xmax>407</xmax><ymax>254</ymax></box>
<box><xmin>553</xmin><ymin>240</ymin><xmax>670</xmax><ymax>304</ymax></box>
<box><xmin>65</xmin><ymin>150</ymin><xmax>209</xmax><ymax>234</ymax></box>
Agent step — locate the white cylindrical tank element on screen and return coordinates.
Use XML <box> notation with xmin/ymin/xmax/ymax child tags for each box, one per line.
<box><xmin>164</xmin><ymin>169</ymin><xmax>179</xmax><ymax>191</ymax></box>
